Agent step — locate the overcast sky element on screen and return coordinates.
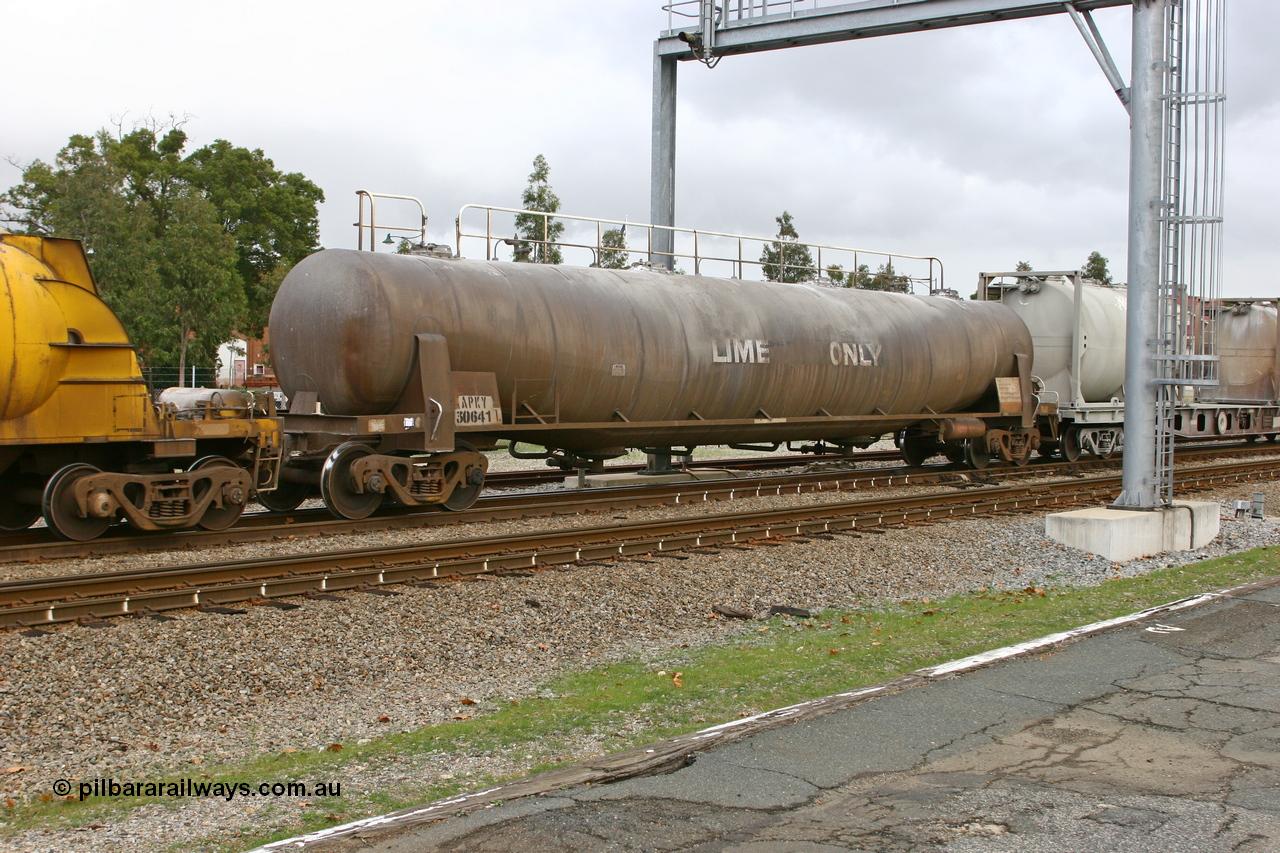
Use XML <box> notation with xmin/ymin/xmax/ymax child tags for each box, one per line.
<box><xmin>4</xmin><ymin>0</ymin><xmax>1276</xmax><ymax>295</ymax></box>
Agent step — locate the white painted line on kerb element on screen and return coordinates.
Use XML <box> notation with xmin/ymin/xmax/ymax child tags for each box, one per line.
<box><xmin>920</xmin><ymin>592</ymin><xmax>1219</xmax><ymax>677</ymax></box>
<box><xmin>253</xmin><ymin>581</ymin><xmax>1254</xmax><ymax>852</ymax></box>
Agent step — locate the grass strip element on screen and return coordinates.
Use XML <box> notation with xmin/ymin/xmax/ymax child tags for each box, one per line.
<box><xmin>4</xmin><ymin>545</ymin><xmax>1277</xmax><ymax>850</ymax></box>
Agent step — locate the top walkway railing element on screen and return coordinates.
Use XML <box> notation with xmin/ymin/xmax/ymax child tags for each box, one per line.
<box><xmin>351</xmin><ymin>192</ymin><xmax>944</xmax><ymax>293</ymax></box>
<box><xmin>661</xmin><ymin>0</ymin><xmax>830</xmax><ymax>33</ymax></box>
<box><xmin>455</xmin><ymin>203</ymin><xmax>944</xmax><ymax>293</ymax></box>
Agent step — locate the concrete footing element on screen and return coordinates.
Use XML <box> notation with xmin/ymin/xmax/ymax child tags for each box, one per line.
<box><xmin>1045</xmin><ymin>500</ymin><xmax>1220</xmax><ymax>562</ymax></box>
<box><xmin>565</xmin><ymin>469</ymin><xmax>737</xmax><ymax>488</ymax></box>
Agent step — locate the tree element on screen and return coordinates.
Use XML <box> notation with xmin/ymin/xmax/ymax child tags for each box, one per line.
<box><xmin>1015</xmin><ymin>260</ymin><xmax>1033</xmax><ymax>272</ymax></box>
<box><xmin>597</xmin><ymin>226</ymin><xmax>629</xmax><ymax>269</ymax></box>
<box><xmin>183</xmin><ymin>139</ymin><xmax>323</xmax><ymax>333</ymax></box>
<box><xmin>825</xmin><ymin>263</ymin><xmax>846</xmax><ymax>286</ymax></box>
<box><xmin>1</xmin><ymin>121</ymin><xmax>322</xmax><ymax>380</ymax></box>
<box><xmin>850</xmin><ymin>264</ymin><xmax>873</xmax><ymax>289</ymax></box>
<box><xmin>151</xmin><ymin>191</ymin><xmax>246</xmax><ymax>382</ymax></box>
<box><xmin>513</xmin><ymin>154</ymin><xmax>563</xmax><ymax>264</ymax></box>
<box><xmin>867</xmin><ymin>262</ymin><xmax>910</xmax><ymax>293</ymax></box>
<box><xmin>1083</xmin><ymin>250</ymin><xmax>1113</xmax><ymax>284</ymax></box>
<box><xmin>760</xmin><ymin>211</ymin><xmax>815</xmax><ymax>283</ymax></box>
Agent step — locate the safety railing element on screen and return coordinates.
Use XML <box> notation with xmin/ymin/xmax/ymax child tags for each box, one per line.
<box><xmin>455</xmin><ymin>203</ymin><xmax>944</xmax><ymax>293</ymax></box>
<box><xmin>662</xmin><ymin>0</ymin><xmax>828</xmax><ymax>32</ymax></box>
<box><xmin>355</xmin><ymin>190</ymin><xmax>428</xmax><ymax>251</ymax></box>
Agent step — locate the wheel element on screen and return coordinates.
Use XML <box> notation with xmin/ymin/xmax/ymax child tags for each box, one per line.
<box><xmin>189</xmin><ymin>456</ymin><xmax>247</xmax><ymax>531</ymax></box>
<box><xmin>0</xmin><ymin>474</ymin><xmax>41</xmax><ymax>531</ymax></box>
<box><xmin>963</xmin><ymin>438</ymin><xmax>990</xmax><ymax>470</ymax></box>
<box><xmin>942</xmin><ymin>443</ymin><xmax>967</xmax><ymax>465</ymax></box>
<box><xmin>320</xmin><ymin>442</ymin><xmax>382</xmax><ymax>520</ymax></box>
<box><xmin>42</xmin><ymin>463</ymin><xmax>112</xmax><ymax>541</ymax></box>
<box><xmin>900</xmin><ymin>433</ymin><xmax>936</xmax><ymax>467</ymax></box>
<box><xmin>442</xmin><ymin>442</ymin><xmax>486</xmax><ymax>512</ymax></box>
<box><xmin>257</xmin><ymin>478</ymin><xmax>310</xmax><ymax>513</ymax></box>
<box><xmin>1062</xmin><ymin>426</ymin><xmax>1082</xmax><ymax>462</ymax></box>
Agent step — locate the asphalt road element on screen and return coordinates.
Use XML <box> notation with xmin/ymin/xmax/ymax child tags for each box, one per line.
<box><xmin>321</xmin><ymin>582</ymin><xmax>1280</xmax><ymax>852</ymax></box>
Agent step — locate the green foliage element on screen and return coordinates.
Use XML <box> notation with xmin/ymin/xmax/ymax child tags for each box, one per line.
<box><xmin>760</xmin><ymin>210</ymin><xmax>815</xmax><ymax>282</ymax></box>
<box><xmin>1015</xmin><ymin>260</ymin><xmax>1033</xmax><ymax>272</ymax></box>
<box><xmin>849</xmin><ymin>263</ymin><xmax>872</xmax><ymax>289</ymax></box>
<box><xmin>513</xmin><ymin>154</ymin><xmax>563</xmax><ymax>264</ymax></box>
<box><xmin>860</xmin><ymin>261</ymin><xmax>910</xmax><ymax>293</ymax></box>
<box><xmin>1083</xmin><ymin>250</ymin><xmax>1113</xmax><ymax>284</ymax></box>
<box><xmin>183</xmin><ymin>139</ymin><xmax>324</xmax><ymax>333</ymax></box>
<box><xmin>597</xmin><ymin>227</ymin><xmax>629</xmax><ymax>269</ymax></box>
<box><xmin>0</xmin><ymin>121</ymin><xmax>322</xmax><ymax>376</ymax></box>
<box><xmin>825</xmin><ymin>263</ymin><xmax>846</xmax><ymax>285</ymax></box>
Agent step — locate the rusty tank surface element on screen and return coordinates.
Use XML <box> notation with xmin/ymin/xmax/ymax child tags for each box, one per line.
<box><xmin>270</xmin><ymin>249</ymin><xmax>1034</xmax><ymax>455</ymax></box>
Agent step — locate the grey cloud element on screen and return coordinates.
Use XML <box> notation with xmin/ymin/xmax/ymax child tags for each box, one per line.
<box><xmin>2</xmin><ymin>0</ymin><xmax>1276</xmax><ymax>296</ymax></box>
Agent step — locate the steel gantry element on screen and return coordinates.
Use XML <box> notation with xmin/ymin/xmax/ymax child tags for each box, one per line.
<box><xmin>651</xmin><ymin>0</ymin><xmax>1226</xmax><ymax>510</ymax></box>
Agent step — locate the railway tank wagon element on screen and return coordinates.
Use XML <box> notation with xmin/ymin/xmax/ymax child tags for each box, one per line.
<box><xmin>1211</xmin><ymin>301</ymin><xmax>1279</xmax><ymax>403</ymax></box>
<box><xmin>980</xmin><ymin>269</ymin><xmax>1280</xmax><ymax>459</ymax></box>
<box><xmin>0</xmin><ymin>235</ymin><xmax>284</xmax><ymax>540</ymax></box>
<box><xmin>988</xmin><ymin>273</ymin><xmax>1129</xmax><ymax>460</ymax></box>
<box><xmin>268</xmin><ymin>249</ymin><xmax>1041</xmax><ymax>518</ymax></box>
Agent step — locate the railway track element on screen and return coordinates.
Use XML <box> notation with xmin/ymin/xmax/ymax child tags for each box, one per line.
<box><xmin>0</xmin><ymin>450</ymin><xmax>883</xmax><ymax>560</ymax></box>
<box><xmin>2</xmin><ymin>455</ymin><xmax>1276</xmax><ymax>629</ymax></box>
<box><xmin>0</xmin><ymin>443</ymin><xmax>1275</xmax><ymax>565</ymax></box>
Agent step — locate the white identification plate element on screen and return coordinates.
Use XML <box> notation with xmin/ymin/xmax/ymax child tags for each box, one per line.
<box><xmin>455</xmin><ymin>394</ymin><xmax>502</xmax><ymax>426</ymax></box>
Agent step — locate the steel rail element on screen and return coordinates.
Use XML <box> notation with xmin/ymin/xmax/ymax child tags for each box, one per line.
<box><xmin>1</xmin><ymin>457</ymin><xmax>1275</xmax><ymax>628</ymax></box>
<box><xmin>0</xmin><ymin>451</ymin><xmax>891</xmax><ymax>558</ymax></box>
<box><xmin>0</xmin><ymin>443</ymin><xmax>1274</xmax><ymax>565</ymax></box>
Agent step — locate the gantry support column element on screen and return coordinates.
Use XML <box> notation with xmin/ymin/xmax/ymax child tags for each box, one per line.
<box><xmin>649</xmin><ymin>46</ymin><xmax>678</xmax><ymax>269</ymax></box>
<box><xmin>1115</xmin><ymin>0</ymin><xmax>1165</xmax><ymax>509</ymax></box>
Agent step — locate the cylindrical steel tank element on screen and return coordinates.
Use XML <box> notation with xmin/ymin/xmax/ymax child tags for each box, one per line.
<box><xmin>1001</xmin><ymin>276</ymin><xmax>1127</xmax><ymax>404</ymax></box>
<box><xmin>270</xmin><ymin>250</ymin><xmax>1033</xmax><ymax>446</ymax></box>
<box><xmin>1213</xmin><ymin>302</ymin><xmax>1278</xmax><ymax>401</ymax></box>
<box><xmin>0</xmin><ymin>241</ymin><xmax>71</xmax><ymax>419</ymax></box>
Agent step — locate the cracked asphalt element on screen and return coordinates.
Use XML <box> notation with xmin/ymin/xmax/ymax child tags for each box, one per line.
<box><xmin>331</xmin><ymin>584</ymin><xmax>1280</xmax><ymax>851</ymax></box>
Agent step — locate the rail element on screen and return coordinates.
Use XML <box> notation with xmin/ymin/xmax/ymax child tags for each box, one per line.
<box><xmin>455</xmin><ymin>203</ymin><xmax>944</xmax><ymax>292</ymax></box>
<box><xmin>0</xmin><ymin>441</ymin><xmax>1268</xmax><ymax>566</ymax></box>
<box><xmin>355</xmin><ymin>190</ymin><xmax>428</xmax><ymax>251</ymax></box>
<box><xmin>4</xmin><ymin>453</ymin><xmax>1275</xmax><ymax>628</ymax></box>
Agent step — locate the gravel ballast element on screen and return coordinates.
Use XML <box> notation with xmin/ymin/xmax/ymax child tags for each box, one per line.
<box><xmin>1</xmin><ymin>475</ymin><xmax>1278</xmax><ymax>851</ymax></box>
